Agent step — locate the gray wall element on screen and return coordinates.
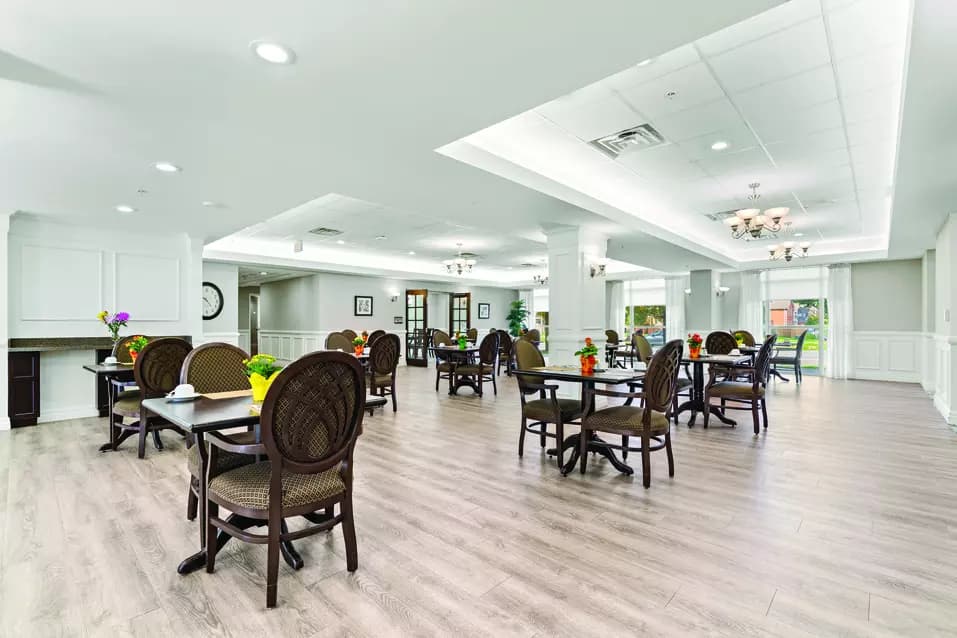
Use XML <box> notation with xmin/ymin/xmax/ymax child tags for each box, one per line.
<box><xmin>238</xmin><ymin>286</ymin><xmax>260</xmax><ymax>330</ymax></box>
<box><xmin>259</xmin><ymin>276</ymin><xmax>320</xmax><ymax>331</ymax></box>
<box><xmin>852</xmin><ymin>259</ymin><xmax>922</xmax><ymax>331</ymax></box>
<box><xmin>718</xmin><ymin>271</ymin><xmax>741</xmax><ymax>329</ymax></box>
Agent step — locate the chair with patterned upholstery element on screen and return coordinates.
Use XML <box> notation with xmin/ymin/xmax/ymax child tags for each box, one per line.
<box><xmin>432</xmin><ymin>329</ymin><xmax>453</xmax><ymax>391</ymax></box>
<box><xmin>604</xmin><ymin>330</ymin><xmax>620</xmax><ymax>366</ymax></box>
<box><xmin>204</xmin><ymin>351</ymin><xmax>365</xmax><ymax>608</ymax></box>
<box><xmin>369</xmin><ymin>333</ymin><xmax>400</xmax><ymax>411</ymax></box>
<box><xmin>452</xmin><ymin>332</ymin><xmax>499</xmax><ymax>397</ymax></box>
<box><xmin>578</xmin><ymin>339</ymin><xmax>682</xmax><ymax>488</ymax></box>
<box><xmin>705</xmin><ymin>331</ymin><xmax>738</xmax><ymax>354</ymax></box>
<box><xmin>366</xmin><ymin>329</ymin><xmax>386</xmax><ymax>347</ymax></box>
<box><xmin>325</xmin><ymin>332</ymin><xmax>353</xmax><ymax>352</ymax></box>
<box><xmin>466</xmin><ymin>327</ymin><xmax>478</xmax><ymax>343</ymax></box>
<box><xmin>341</xmin><ymin>329</ymin><xmax>358</xmax><ymax>342</ymax></box>
<box><xmin>704</xmin><ymin>335</ymin><xmax>776</xmax><ymax>434</ymax></box>
<box><xmin>733</xmin><ymin>330</ymin><xmax>756</xmax><ymax>347</ymax></box>
<box><xmin>112</xmin><ymin>337</ymin><xmax>192</xmax><ymax>458</ymax></box>
<box><xmin>180</xmin><ymin>342</ymin><xmax>263</xmax><ymax>521</ymax></box>
<box><xmin>524</xmin><ymin>328</ymin><xmax>541</xmax><ymax>344</ymax></box>
<box><xmin>514</xmin><ymin>339</ymin><xmax>582</xmax><ymax>469</ymax></box>
<box><xmin>497</xmin><ymin>330</ymin><xmax>514</xmax><ymax>376</ymax></box>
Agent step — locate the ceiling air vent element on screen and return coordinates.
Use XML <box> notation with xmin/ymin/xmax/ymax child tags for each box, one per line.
<box><xmin>590</xmin><ymin>124</ymin><xmax>666</xmax><ymax>159</ymax></box>
<box><xmin>308</xmin><ymin>227</ymin><xmax>343</xmax><ymax>237</ymax></box>
<box><xmin>703</xmin><ymin>209</ymin><xmax>739</xmax><ymax>223</ymax></box>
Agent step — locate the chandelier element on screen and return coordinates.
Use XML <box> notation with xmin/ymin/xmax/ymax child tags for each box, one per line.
<box><xmin>443</xmin><ymin>243</ymin><xmax>476</xmax><ymax>275</ymax></box>
<box><xmin>725</xmin><ymin>183</ymin><xmax>791</xmax><ymax>240</ymax></box>
<box><xmin>768</xmin><ymin>241</ymin><xmax>811</xmax><ymax>262</ymax></box>
<box><xmin>533</xmin><ymin>274</ymin><xmax>548</xmax><ymax>285</ymax></box>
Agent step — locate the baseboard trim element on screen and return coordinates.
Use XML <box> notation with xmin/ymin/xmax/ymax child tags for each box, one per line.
<box><xmin>38</xmin><ymin>407</ymin><xmax>100</xmax><ymax>424</ymax></box>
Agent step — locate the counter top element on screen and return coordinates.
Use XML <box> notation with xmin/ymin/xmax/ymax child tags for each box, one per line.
<box><xmin>7</xmin><ymin>336</ymin><xmax>192</xmax><ymax>353</ymax></box>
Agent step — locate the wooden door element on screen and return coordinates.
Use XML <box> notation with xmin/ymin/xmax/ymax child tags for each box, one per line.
<box><xmin>405</xmin><ymin>289</ymin><xmax>428</xmax><ymax>366</ymax></box>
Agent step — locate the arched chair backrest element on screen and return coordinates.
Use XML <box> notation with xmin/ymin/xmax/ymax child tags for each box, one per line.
<box><xmin>341</xmin><ymin>329</ymin><xmax>358</xmax><ymax>342</ymax></box>
<box><xmin>259</xmin><ymin>351</ymin><xmax>364</xmax><ymax>473</ymax></box>
<box><xmin>642</xmin><ymin>339</ymin><xmax>683</xmax><ymax>413</ymax></box>
<box><xmin>497</xmin><ymin>330</ymin><xmax>513</xmax><ymax>356</ymax></box>
<box><xmin>134</xmin><ymin>337</ymin><xmax>192</xmax><ymax>399</ymax></box>
<box><xmin>605</xmin><ymin>329</ymin><xmax>620</xmax><ymax>345</ymax></box>
<box><xmin>432</xmin><ymin>329</ymin><xmax>452</xmax><ymax>347</ymax></box>
<box><xmin>794</xmin><ymin>329</ymin><xmax>809</xmax><ymax>355</ymax></box>
<box><xmin>514</xmin><ymin>338</ymin><xmax>545</xmax><ymax>394</ymax></box>
<box><xmin>755</xmin><ymin>335</ymin><xmax>778</xmax><ymax>383</ymax></box>
<box><xmin>325</xmin><ymin>332</ymin><xmax>353</xmax><ymax>352</ymax></box>
<box><xmin>634</xmin><ymin>334</ymin><xmax>653</xmax><ymax>365</ymax></box>
<box><xmin>467</xmin><ymin>327</ymin><xmax>478</xmax><ymax>342</ymax></box>
<box><xmin>115</xmin><ymin>334</ymin><xmax>143</xmax><ymax>364</ymax></box>
<box><xmin>705</xmin><ymin>331</ymin><xmax>737</xmax><ymax>355</ymax></box>
<box><xmin>733</xmin><ymin>330</ymin><xmax>756</xmax><ymax>346</ymax></box>
<box><xmin>181</xmin><ymin>342</ymin><xmax>250</xmax><ymax>393</ymax></box>
<box><xmin>477</xmin><ymin>332</ymin><xmax>500</xmax><ymax>366</ymax></box>
<box><xmin>367</xmin><ymin>329</ymin><xmax>386</xmax><ymax>347</ymax></box>
<box><xmin>525</xmin><ymin>328</ymin><xmax>541</xmax><ymax>342</ymax></box>
<box><xmin>370</xmin><ymin>333</ymin><xmax>401</xmax><ymax>376</ymax></box>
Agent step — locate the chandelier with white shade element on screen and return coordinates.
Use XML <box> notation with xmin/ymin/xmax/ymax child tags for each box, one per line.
<box><xmin>768</xmin><ymin>241</ymin><xmax>811</xmax><ymax>262</ymax></box>
<box><xmin>725</xmin><ymin>182</ymin><xmax>792</xmax><ymax>240</ymax></box>
<box><xmin>443</xmin><ymin>243</ymin><xmax>476</xmax><ymax>275</ymax></box>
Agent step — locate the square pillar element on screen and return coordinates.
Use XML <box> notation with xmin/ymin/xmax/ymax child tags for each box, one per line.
<box><xmin>686</xmin><ymin>269</ymin><xmax>720</xmax><ymax>334</ymax></box>
<box><xmin>546</xmin><ymin>226</ymin><xmax>607</xmax><ymax>363</ymax></box>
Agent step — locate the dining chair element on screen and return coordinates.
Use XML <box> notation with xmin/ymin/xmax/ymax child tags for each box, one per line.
<box><xmin>604</xmin><ymin>329</ymin><xmax>620</xmax><ymax>345</ymax></box>
<box><xmin>180</xmin><ymin>342</ymin><xmax>263</xmax><ymax>521</ymax></box>
<box><xmin>613</xmin><ymin>332</ymin><xmax>638</xmax><ymax>368</ymax></box>
<box><xmin>466</xmin><ymin>327</ymin><xmax>478</xmax><ymax>343</ymax></box>
<box><xmin>369</xmin><ymin>333</ymin><xmax>400</xmax><ymax>411</ymax></box>
<box><xmin>703</xmin><ymin>335</ymin><xmax>776</xmax><ymax>434</ymax></box>
<box><xmin>341</xmin><ymin>329</ymin><xmax>358</xmax><ymax>342</ymax></box>
<box><xmin>204</xmin><ymin>351</ymin><xmax>365</xmax><ymax>608</ymax></box>
<box><xmin>514</xmin><ymin>339</ymin><xmax>582</xmax><ymax>469</ymax></box>
<box><xmin>770</xmin><ymin>329</ymin><xmax>808</xmax><ymax>383</ymax></box>
<box><xmin>578</xmin><ymin>339</ymin><xmax>682</xmax><ymax>488</ymax></box>
<box><xmin>432</xmin><ymin>329</ymin><xmax>453</xmax><ymax>391</ymax></box>
<box><xmin>705</xmin><ymin>331</ymin><xmax>737</xmax><ymax>354</ymax></box>
<box><xmin>497</xmin><ymin>330</ymin><xmax>514</xmax><ymax>376</ymax></box>
<box><xmin>112</xmin><ymin>337</ymin><xmax>192</xmax><ymax>458</ymax></box>
<box><xmin>604</xmin><ymin>329</ymin><xmax>620</xmax><ymax>366</ymax></box>
<box><xmin>325</xmin><ymin>332</ymin><xmax>353</xmax><ymax>352</ymax></box>
<box><xmin>733</xmin><ymin>330</ymin><xmax>756</xmax><ymax>346</ymax></box>
<box><xmin>452</xmin><ymin>332</ymin><xmax>499</xmax><ymax>397</ymax></box>
<box><xmin>366</xmin><ymin>329</ymin><xmax>386</xmax><ymax>347</ymax></box>
<box><xmin>525</xmin><ymin>328</ymin><xmax>541</xmax><ymax>344</ymax></box>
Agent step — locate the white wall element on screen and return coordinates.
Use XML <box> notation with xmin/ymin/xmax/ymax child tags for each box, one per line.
<box><xmin>201</xmin><ymin>261</ymin><xmax>239</xmax><ymax>345</ymax></box>
<box><xmin>851</xmin><ymin>259</ymin><xmax>922</xmax><ymax>331</ymax></box>
<box><xmin>259</xmin><ymin>276</ymin><xmax>321</xmax><ymax>332</ymax></box>
<box><xmin>238</xmin><ymin>286</ymin><xmax>260</xmax><ymax>330</ymax></box>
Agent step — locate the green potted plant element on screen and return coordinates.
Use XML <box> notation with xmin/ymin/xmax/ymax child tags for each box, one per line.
<box><xmin>352</xmin><ymin>336</ymin><xmax>366</xmax><ymax>356</ymax></box>
<box><xmin>243</xmin><ymin>354</ymin><xmax>283</xmax><ymax>402</ymax></box>
<box><xmin>506</xmin><ymin>299</ymin><xmax>529</xmax><ymax>337</ymax></box>
<box><xmin>127</xmin><ymin>335</ymin><xmax>149</xmax><ymax>362</ymax></box>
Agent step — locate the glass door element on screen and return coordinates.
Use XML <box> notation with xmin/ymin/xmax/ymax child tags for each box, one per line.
<box><xmin>766</xmin><ymin>297</ymin><xmax>827</xmax><ymax>375</ymax></box>
<box><xmin>405</xmin><ymin>289</ymin><xmax>428</xmax><ymax>367</ymax></box>
<box><xmin>449</xmin><ymin>292</ymin><xmax>471</xmax><ymax>337</ymax></box>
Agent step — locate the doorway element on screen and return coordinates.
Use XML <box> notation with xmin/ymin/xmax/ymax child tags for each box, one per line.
<box><xmin>405</xmin><ymin>289</ymin><xmax>428</xmax><ymax>366</ymax></box>
<box><xmin>248</xmin><ymin>294</ymin><xmax>260</xmax><ymax>355</ymax></box>
<box><xmin>449</xmin><ymin>292</ymin><xmax>471</xmax><ymax>336</ymax></box>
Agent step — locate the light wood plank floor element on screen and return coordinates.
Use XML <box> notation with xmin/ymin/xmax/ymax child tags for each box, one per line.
<box><xmin>2</xmin><ymin>366</ymin><xmax>957</xmax><ymax>637</ymax></box>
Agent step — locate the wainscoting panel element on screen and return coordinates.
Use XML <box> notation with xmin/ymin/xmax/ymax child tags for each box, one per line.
<box><xmin>258</xmin><ymin>330</ymin><xmax>408</xmax><ymax>362</ymax></box>
<box><xmin>851</xmin><ymin>331</ymin><xmax>921</xmax><ymax>383</ymax></box>
<box><xmin>20</xmin><ymin>245</ymin><xmax>103</xmax><ymax>321</ymax></box>
<box><xmin>238</xmin><ymin>329</ymin><xmax>250</xmax><ymax>353</ymax></box>
<box><xmin>114</xmin><ymin>253</ymin><xmax>181</xmax><ymax>321</ymax></box>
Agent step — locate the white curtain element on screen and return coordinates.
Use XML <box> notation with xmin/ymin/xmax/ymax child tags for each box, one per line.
<box><xmin>826</xmin><ymin>264</ymin><xmax>853</xmax><ymax>379</ymax></box>
<box><xmin>607</xmin><ymin>281</ymin><xmax>624</xmax><ymax>337</ymax></box>
<box><xmin>665</xmin><ymin>275</ymin><xmax>688</xmax><ymax>344</ymax></box>
<box><xmin>738</xmin><ymin>270</ymin><xmax>764</xmax><ymax>338</ymax></box>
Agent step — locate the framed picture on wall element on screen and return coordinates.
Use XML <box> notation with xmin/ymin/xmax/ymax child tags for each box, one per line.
<box><xmin>393</xmin><ymin>315</ymin><xmax>403</xmax><ymax>324</ymax></box>
<box><xmin>478</xmin><ymin>302</ymin><xmax>490</xmax><ymax>320</ymax></box>
<box><xmin>354</xmin><ymin>295</ymin><xmax>373</xmax><ymax>316</ymax></box>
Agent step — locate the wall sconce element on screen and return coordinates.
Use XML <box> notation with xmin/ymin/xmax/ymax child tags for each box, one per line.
<box><xmin>388</xmin><ymin>288</ymin><xmax>399</xmax><ymax>302</ymax></box>
<box><xmin>589</xmin><ymin>263</ymin><xmax>606</xmax><ymax>278</ymax></box>
<box><xmin>683</xmin><ymin>288</ymin><xmax>692</xmax><ymax>295</ymax></box>
<box><xmin>715</xmin><ymin>285</ymin><xmax>730</xmax><ymax>297</ymax></box>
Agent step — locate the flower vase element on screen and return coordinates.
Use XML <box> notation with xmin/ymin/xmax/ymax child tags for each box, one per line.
<box><xmin>354</xmin><ymin>345</ymin><xmax>364</xmax><ymax>356</ymax></box>
<box><xmin>580</xmin><ymin>355</ymin><xmax>596</xmax><ymax>375</ymax></box>
<box><xmin>129</xmin><ymin>349</ymin><xmax>139</xmax><ymax>363</ymax></box>
<box><xmin>458</xmin><ymin>339</ymin><xmax>467</xmax><ymax>350</ymax></box>
<box><xmin>688</xmin><ymin>345</ymin><xmax>701</xmax><ymax>359</ymax></box>
<box><xmin>249</xmin><ymin>371</ymin><xmax>281</xmax><ymax>403</ymax></box>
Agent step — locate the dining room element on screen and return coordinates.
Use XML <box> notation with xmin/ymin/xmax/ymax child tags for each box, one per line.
<box><xmin>2</xmin><ymin>0</ymin><xmax>957</xmax><ymax>635</ymax></box>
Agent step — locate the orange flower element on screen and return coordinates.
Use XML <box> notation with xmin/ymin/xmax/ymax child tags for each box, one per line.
<box><xmin>584</xmin><ymin>337</ymin><xmax>593</xmax><ymax>346</ymax></box>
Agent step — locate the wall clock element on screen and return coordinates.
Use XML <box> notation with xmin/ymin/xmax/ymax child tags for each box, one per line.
<box><xmin>202</xmin><ymin>281</ymin><xmax>224</xmax><ymax>320</ymax></box>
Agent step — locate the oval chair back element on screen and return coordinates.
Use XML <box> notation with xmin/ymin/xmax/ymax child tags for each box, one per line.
<box><xmin>525</xmin><ymin>328</ymin><xmax>541</xmax><ymax>342</ymax></box>
<box><xmin>477</xmin><ymin>331</ymin><xmax>500</xmax><ymax>366</ymax></box>
<box><xmin>181</xmin><ymin>342</ymin><xmax>250</xmax><ymax>393</ymax></box>
<box><xmin>340</xmin><ymin>329</ymin><xmax>358</xmax><ymax>342</ymax></box>
<box><xmin>325</xmin><ymin>332</ymin><xmax>353</xmax><ymax>352</ymax></box>
<box><xmin>793</xmin><ymin>329</ymin><xmax>809</xmax><ymax>361</ymax></box>
<box><xmin>134</xmin><ymin>337</ymin><xmax>192</xmax><ymax>399</ymax></box>
<box><xmin>432</xmin><ymin>329</ymin><xmax>452</xmax><ymax>347</ymax></box>
<box><xmin>634</xmin><ymin>333</ymin><xmax>653</xmax><ymax>365</ymax></box>
<box><xmin>705</xmin><ymin>331</ymin><xmax>737</xmax><ymax>355</ymax></box>
<box><xmin>467</xmin><ymin>327</ymin><xmax>478</xmax><ymax>342</ymax></box>
<box><xmin>733</xmin><ymin>330</ymin><xmax>756</xmax><ymax>346</ymax></box>
<box><xmin>642</xmin><ymin>339</ymin><xmax>683</xmax><ymax>413</ymax></box>
<box><xmin>514</xmin><ymin>338</ymin><xmax>545</xmax><ymax>394</ymax></box>
<box><xmin>366</xmin><ymin>329</ymin><xmax>386</xmax><ymax>347</ymax></box>
<box><xmin>370</xmin><ymin>333</ymin><xmax>400</xmax><ymax>376</ymax></box>
<box><xmin>604</xmin><ymin>329</ymin><xmax>620</xmax><ymax>345</ymax></box>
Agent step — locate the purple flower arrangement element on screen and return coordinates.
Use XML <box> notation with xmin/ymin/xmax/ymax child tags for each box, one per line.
<box><xmin>97</xmin><ymin>310</ymin><xmax>130</xmax><ymax>343</ymax></box>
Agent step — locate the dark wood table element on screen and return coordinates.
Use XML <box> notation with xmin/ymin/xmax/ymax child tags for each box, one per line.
<box><xmin>433</xmin><ymin>345</ymin><xmax>481</xmax><ymax>395</ymax></box>
<box><xmin>82</xmin><ymin>363</ymin><xmax>137</xmax><ymax>452</ymax></box>
<box><xmin>676</xmin><ymin>353</ymin><xmax>751</xmax><ymax>427</ymax></box>
<box><xmin>513</xmin><ymin>365</ymin><xmax>645</xmax><ymax>475</ymax></box>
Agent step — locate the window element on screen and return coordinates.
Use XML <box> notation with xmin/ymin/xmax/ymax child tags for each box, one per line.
<box><xmin>534</xmin><ymin>311</ymin><xmax>549</xmax><ymax>353</ymax></box>
<box><xmin>625</xmin><ymin>305</ymin><xmax>667</xmax><ymax>346</ymax></box>
<box><xmin>766</xmin><ymin>297</ymin><xmax>828</xmax><ymax>374</ymax></box>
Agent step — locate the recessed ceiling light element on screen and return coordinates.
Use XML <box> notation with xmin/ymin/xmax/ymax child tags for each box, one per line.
<box><xmin>115</xmin><ymin>204</ymin><xmax>136</xmax><ymax>213</ymax></box>
<box><xmin>336</xmin><ymin>239</ymin><xmax>345</xmax><ymax>245</ymax></box>
<box><xmin>154</xmin><ymin>162</ymin><xmax>181</xmax><ymax>173</ymax></box>
<box><xmin>636</xmin><ymin>58</ymin><xmax>654</xmax><ymax>67</ymax></box>
<box><xmin>259</xmin><ymin>271</ymin><xmax>268</xmax><ymax>276</ymax></box>
<box><xmin>201</xmin><ymin>200</ymin><xmax>221</xmax><ymax>208</ymax></box>
<box><xmin>408</xmin><ymin>251</ymin><xmax>416</xmax><ymax>255</ymax></box>
<box><xmin>711</xmin><ymin>140</ymin><xmax>729</xmax><ymax>151</ymax></box>
<box><xmin>375</xmin><ymin>235</ymin><xmax>387</xmax><ymax>240</ymax></box>
<box><xmin>794</xmin><ymin>232</ymin><xmax>805</xmax><ymax>237</ymax></box>
<box><xmin>251</xmin><ymin>40</ymin><xmax>296</xmax><ymax>65</ymax></box>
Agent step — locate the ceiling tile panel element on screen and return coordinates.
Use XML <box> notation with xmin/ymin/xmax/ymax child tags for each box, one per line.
<box><xmin>734</xmin><ymin>65</ymin><xmax>838</xmax><ymax>118</ymax></box>
<box><xmin>535</xmin><ymin>88</ymin><xmax>641</xmax><ymax>141</ymax></box>
<box><xmin>707</xmin><ymin>18</ymin><xmax>831</xmax><ymax>93</ymax></box>
<box><xmin>603</xmin><ymin>45</ymin><xmax>702</xmax><ymax>93</ymax></box>
<box><xmin>617</xmin><ymin>63</ymin><xmax>725</xmax><ymax>119</ymax></box>
<box><xmin>744</xmin><ymin>99</ymin><xmax>844</xmax><ymax>144</ymax></box>
<box><xmin>841</xmin><ymin>84</ymin><xmax>901</xmax><ymax>127</ymax></box>
<box><xmin>826</xmin><ymin>0</ymin><xmax>910</xmax><ymax>61</ymax></box>
<box><xmin>835</xmin><ymin>45</ymin><xmax>906</xmax><ymax>97</ymax></box>
<box><xmin>697</xmin><ymin>0</ymin><xmax>821</xmax><ymax>57</ymax></box>
<box><xmin>676</xmin><ymin>123</ymin><xmax>761</xmax><ymax>161</ymax></box>
<box><xmin>615</xmin><ymin>144</ymin><xmax>708</xmax><ymax>182</ymax></box>
<box><xmin>650</xmin><ymin>98</ymin><xmax>744</xmax><ymax>142</ymax></box>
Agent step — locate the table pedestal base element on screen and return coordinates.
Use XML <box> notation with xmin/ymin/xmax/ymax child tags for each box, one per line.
<box><xmin>675</xmin><ymin>400</ymin><xmax>738</xmax><ymax>427</ymax></box>
<box><xmin>550</xmin><ymin>433</ymin><xmax>634</xmax><ymax>476</ymax></box>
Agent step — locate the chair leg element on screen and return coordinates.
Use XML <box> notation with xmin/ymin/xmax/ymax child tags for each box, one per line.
<box><xmin>477</xmin><ymin>374</ymin><xmax>483</xmax><ymax>398</ymax></box>
<box><xmin>152</xmin><ymin>429</ymin><xmax>163</xmax><ymax>450</ymax></box>
<box><xmin>665</xmin><ymin>431</ymin><xmax>675</xmax><ymax>477</ymax></box>
<box><xmin>341</xmin><ymin>493</ymin><xmax>359</xmax><ymax>572</ymax></box>
<box><xmin>205</xmin><ymin>502</ymin><xmax>219</xmax><ymax>573</ymax></box>
<box><xmin>751</xmin><ymin>401</ymin><xmax>760</xmax><ymax>435</ymax></box>
<box><xmin>761</xmin><ymin>398</ymin><xmax>769</xmax><ymax>429</ymax></box>
<box><xmin>391</xmin><ymin>380</ymin><xmax>397</xmax><ymax>412</ymax></box>
<box><xmin>703</xmin><ymin>395</ymin><xmax>711</xmax><ymax>429</ymax></box>
<box><xmin>518</xmin><ymin>417</ymin><xmax>526</xmax><ymax>457</ymax></box>
<box><xmin>641</xmin><ymin>432</ymin><xmax>651</xmax><ymax>488</ymax></box>
<box><xmin>621</xmin><ymin>435</ymin><xmax>629</xmax><ymax>460</ymax></box>
<box><xmin>266</xmin><ymin>515</ymin><xmax>280</xmax><ymax>608</ymax></box>
<box><xmin>579</xmin><ymin>428</ymin><xmax>590</xmax><ymax>474</ymax></box>
<box><xmin>435</xmin><ymin>368</ymin><xmax>440</xmax><ymax>392</ymax></box>
<box><xmin>137</xmin><ymin>420</ymin><xmax>148</xmax><ymax>459</ymax></box>
<box><xmin>540</xmin><ymin>422</ymin><xmax>547</xmax><ymax>448</ymax></box>
<box><xmin>555</xmin><ymin>421</ymin><xmax>564</xmax><ymax>470</ymax></box>
<box><xmin>187</xmin><ymin>481</ymin><xmax>198</xmax><ymax>521</ymax></box>
<box><xmin>491</xmin><ymin>372</ymin><xmax>497</xmax><ymax>396</ymax></box>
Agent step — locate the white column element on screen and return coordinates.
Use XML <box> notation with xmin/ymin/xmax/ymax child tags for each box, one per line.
<box><xmin>922</xmin><ymin>249</ymin><xmax>936</xmax><ymax>395</ymax></box>
<box><xmin>184</xmin><ymin>234</ymin><xmax>205</xmax><ymax>346</ymax></box>
<box><xmin>0</xmin><ymin>214</ymin><xmax>10</xmax><ymax>430</ymax></box>
<box><xmin>934</xmin><ymin>215</ymin><xmax>957</xmax><ymax>424</ymax></box>
<box><xmin>546</xmin><ymin>226</ymin><xmax>607</xmax><ymax>363</ymax></box>
<box><xmin>686</xmin><ymin>269</ymin><xmax>720</xmax><ymax>334</ymax></box>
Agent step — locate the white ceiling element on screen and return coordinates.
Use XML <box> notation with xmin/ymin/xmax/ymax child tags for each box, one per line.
<box><xmin>440</xmin><ymin>0</ymin><xmax>911</xmax><ymax>265</ymax></box>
